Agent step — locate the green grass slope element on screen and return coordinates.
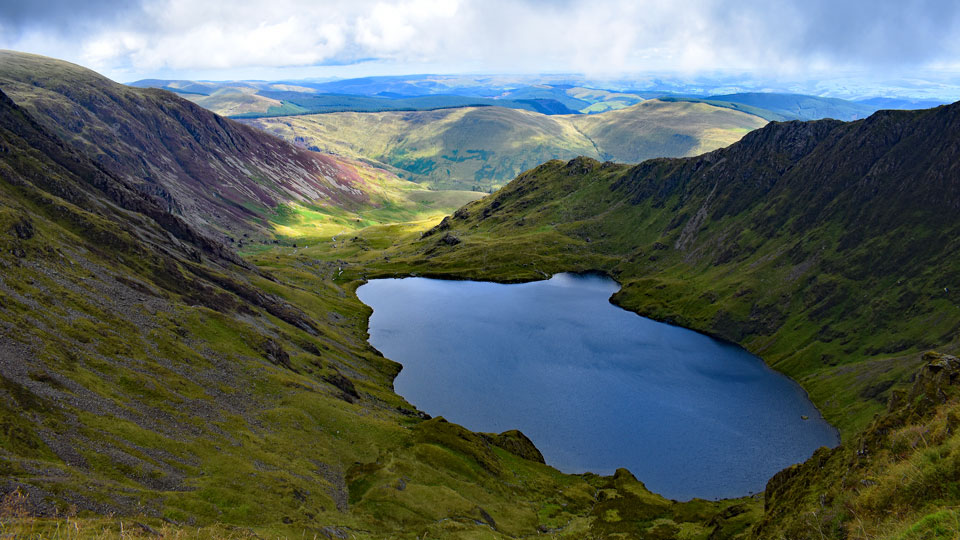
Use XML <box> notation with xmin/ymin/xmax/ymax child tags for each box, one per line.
<box><xmin>570</xmin><ymin>99</ymin><xmax>768</xmax><ymax>162</ymax></box>
<box><xmin>246</xmin><ymin>106</ymin><xmax>603</xmax><ymax>191</ymax></box>
<box><xmin>186</xmin><ymin>87</ymin><xmax>288</xmax><ymax>116</ymax></box>
<box><xmin>751</xmin><ymin>351</ymin><xmax>960</xmax><ymax>539</ymax></box>
<box><xmin>567</xmin><ymin>87</ymin><xmax>648</xmax><ymax>113</ymax></box>
<box><xmin>247</xmin><ymin>100</ymin><xmax>767</xmax><ymax>191</ymax></box>
<box><xmin>1</xmin><ymin>54</ymin><xmax>763</xmax><ymax>538</ymax></box>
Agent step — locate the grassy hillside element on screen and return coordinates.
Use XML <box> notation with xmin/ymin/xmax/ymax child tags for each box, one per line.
<box><xmin>186</xmin><ymin>87</ymin><xmax>286</xmax><ymax>116</ymax></box>
<box><xmin>568</xmin><ymin>87</ymin><xmax>648</xmax><ymax>113</ymax></box>
<box><xmin>247</xmin><ymin>101</ymin><xmax>767</xmax><ymax>191</ymax></box>
<box><xmin>0</xmin><ymin>51</ymin><xmax>476</xmax><ymax>242</ymax></box>
<box><xmin>752</xmin><ymin>351</ymin><xmax>960</xmax><ymax>539</ymax></box>
<box><xmin>0</xmin><ymin>57</ymin><xmax>763</xmax><ymax>539</ymax></box>
<box><xmin>246</xmin><ymin>106</ymin><xmax>602</xmax><ymax>191</ymax></box>
<box><xmin>5</xmin><ymin>51</ymin><xmax>960</xmax><ymax>539</ymax></box>
<box><xmin>571</xmin><ymin>100</ymin><xmax>766</xmax><ymax>163</ymax></box>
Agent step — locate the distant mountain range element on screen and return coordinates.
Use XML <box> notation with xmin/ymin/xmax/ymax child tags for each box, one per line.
<box><xmin>245</xmin><ymin>100</ymin><xmax>767</xmax><ymax>191</ymax></box>
<box><xmin>131</xmin><ymin>75</ymin><xmax>954</xmax><ymax>120</ymax></box>
<box><xmin>135</xmin><ymin>73</ymin><xmax>949</xmax><ymax>193</ymax></box>
<box><xmin>128</xmin><ymin>79</ymin><xmax>584</xmax><ymax>117</ymax></box>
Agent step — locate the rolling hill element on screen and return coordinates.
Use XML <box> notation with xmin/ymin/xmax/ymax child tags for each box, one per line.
<box><xmin>245</xmin><ymin>106</ymin><xmax>600</xmax><ymax>191</ymax></box>
<box><xmin>570</xmin><ymin>99</ymin><xmax>765</xmax><ymax>162</ymax></box>
<box><xmin>247</xmin><ymin>101</ymin><xmax>768</xmax><ymax>191</ymax></box>
<box><xmin>0</xmin><ymin>51</ymin><xmax>478</xmax><ymax>244</ymax></box>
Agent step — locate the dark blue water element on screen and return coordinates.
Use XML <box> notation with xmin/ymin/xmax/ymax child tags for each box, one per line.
<box><xmin>357</xmin><ymin>273</ymin><xmax>838</xmax><ymax>500</ymax></box>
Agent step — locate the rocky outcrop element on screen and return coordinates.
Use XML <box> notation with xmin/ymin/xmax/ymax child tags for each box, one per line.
<box><xmin>481</xmin><ymin>429</ymin><xmax>545</xmax><ymax>464</ymax></box>
<box><xmin>892</xmin><ymin>351</ymin><xmax>960</xmax><ymax>412</ymax></box>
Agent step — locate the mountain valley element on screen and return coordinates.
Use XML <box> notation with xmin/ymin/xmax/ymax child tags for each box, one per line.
<box><xmin>1</xmin><ymin>49</ymin><xmax>960</xmax><ymax>540</ymax></box>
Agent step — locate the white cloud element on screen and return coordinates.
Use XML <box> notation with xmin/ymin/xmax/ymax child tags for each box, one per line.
<box><xmin>1</xmin><ymin>0</ymin><xmax>959</xmax><ymax>81</ymax></box>
<box><xmin>356</xmin><ymin>0</ymin><xmax>460</xmax><ymax>58</ymax></box>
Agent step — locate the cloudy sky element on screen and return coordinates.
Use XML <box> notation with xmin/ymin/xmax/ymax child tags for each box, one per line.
<box><xmin>1</xmin><ymin>0</ymin><xmax>959</xmax><ymax>86</ymax></box>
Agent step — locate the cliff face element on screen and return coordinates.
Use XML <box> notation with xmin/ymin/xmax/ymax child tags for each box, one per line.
<box><xmin>615</xmin><ymin>103</ymin><xmax>960</xmax><ymax>247</ymax></box>
<box><xmin>0</xmin><ymin>51</ymin><xmax>388</xmax><ymax>240</ymax></box>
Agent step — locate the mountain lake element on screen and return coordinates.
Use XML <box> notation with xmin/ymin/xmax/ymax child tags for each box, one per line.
<box><xmin>357</xmin><ymin>272</ymin><xmax>839</xmax><ymax>500</ymax></box>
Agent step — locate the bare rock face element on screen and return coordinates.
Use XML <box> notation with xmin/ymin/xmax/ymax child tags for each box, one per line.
<box><xmin>261</xmin><ymin>338</ymin><xmax>292</xmax><ymax>370</ymax></box>
<box><xmin>440</xmin><ymin>232</ymin><xmax>461</xmax><ymax>246</ymax></box>
<box><xmin>12</xmin><ymin>217</ymin><xmax>33</xmax><ymax>240</ymax></box>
